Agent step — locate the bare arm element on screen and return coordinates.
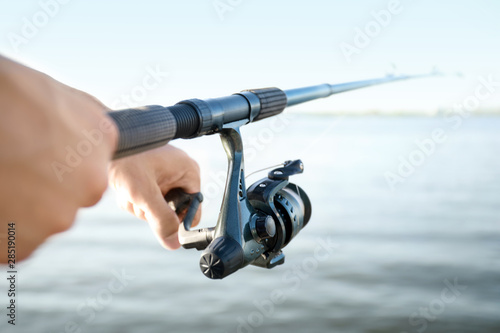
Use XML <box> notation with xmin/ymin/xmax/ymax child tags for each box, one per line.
<box><xmin>0</xmin><ymin>55</ymin><xmax>118</xmax><ymax>262</ymax></box>
<box><xmin>0</xmin><ymin>56</ymin><xmax>201</xmax><ymax>262</ymax></box>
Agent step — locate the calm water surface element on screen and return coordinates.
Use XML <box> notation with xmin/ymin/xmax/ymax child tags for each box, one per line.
<box><xmin>1</xmin><ymin>115</ymin><xmax>499</xmax><ymax>333</ymax></box>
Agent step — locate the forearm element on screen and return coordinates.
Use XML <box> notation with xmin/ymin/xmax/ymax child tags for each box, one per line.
<box><xmin>0</xmin><ymin>55</ymin><xmax>118</xmax><ymax>263</ymax></box>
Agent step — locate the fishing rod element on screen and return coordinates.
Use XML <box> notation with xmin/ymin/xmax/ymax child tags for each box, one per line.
<box><xmin>108</xmin><ymin>72</ymin><xmax>433</xmax><ymax>279</ymax></box>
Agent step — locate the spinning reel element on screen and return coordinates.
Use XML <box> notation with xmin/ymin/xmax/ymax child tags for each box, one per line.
<box><xmin>166</xmin><ymin>128</ymin><xmax>311</xmax><ymax>279</ymax></box>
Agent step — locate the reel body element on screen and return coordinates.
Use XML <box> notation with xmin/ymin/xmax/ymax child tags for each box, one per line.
<box><xmin>174</xmin><ymin>127</ymin><xmax>311</xmax><ymax>279</ymax></box>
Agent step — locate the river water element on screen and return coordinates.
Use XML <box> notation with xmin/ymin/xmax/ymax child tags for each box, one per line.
<box><xmin>1</xmin><ymin>115</ymin><xmax>499</xmax><ymax>333</ymax></box>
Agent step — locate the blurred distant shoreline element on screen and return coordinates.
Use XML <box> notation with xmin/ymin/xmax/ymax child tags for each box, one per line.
<box><xmin>290</xmin><ymin>109</ymin><xmax>500</xmax><ymax>117</ymax></box>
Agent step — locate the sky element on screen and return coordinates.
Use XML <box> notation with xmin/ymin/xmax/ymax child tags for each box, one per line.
<box><xmin>0</xmin><ymin>0</ymin><xmax>499</xmax><ymax>114</ymax></box>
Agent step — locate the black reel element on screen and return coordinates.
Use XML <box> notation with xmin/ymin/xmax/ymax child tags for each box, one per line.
<box><xmin>168</xmin><ymin>128</ymin><xmax>311</xmax><ymax>279</ymax></box>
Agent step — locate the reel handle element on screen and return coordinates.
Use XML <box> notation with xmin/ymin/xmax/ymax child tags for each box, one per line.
<box><xmin>164</xmin><ymin>188</ymin><xmax>200</xmax><ymax>219</ymax></box>
<box><xmin>164</xmin><ymin>189</ymin><xmax>214</xmax><ymax>250</ymax></box>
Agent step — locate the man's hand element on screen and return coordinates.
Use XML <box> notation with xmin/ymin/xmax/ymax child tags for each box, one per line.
<box><xmin>108</xmin><ymin>145</ymin><xmax>201</xmax><ymax>250</ymax></box>
<box><xmin>0</xmin><ymin>56</ymin><xmax>118</xmax><ymax>262</ymax></box>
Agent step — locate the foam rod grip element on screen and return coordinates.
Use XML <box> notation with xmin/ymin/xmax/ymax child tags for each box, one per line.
<box><xmin>109</xmin><ymin>105</ymin><xmax>177</xmax><ymax>159</ymax></box>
